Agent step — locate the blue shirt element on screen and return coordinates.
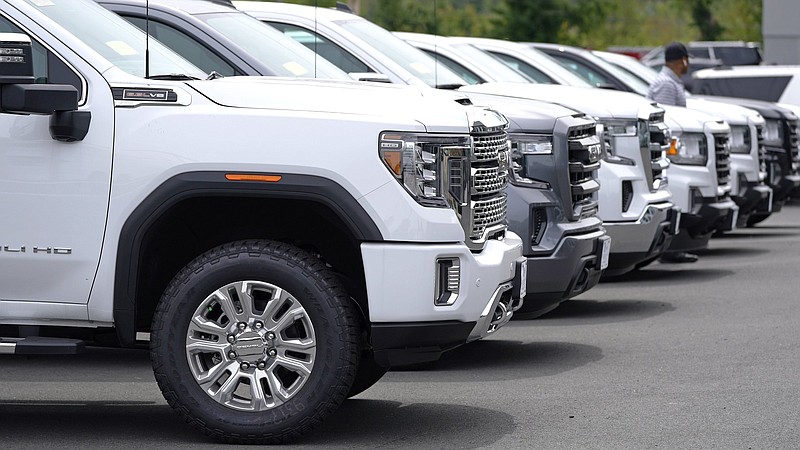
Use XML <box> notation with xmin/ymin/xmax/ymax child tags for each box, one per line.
<box><xmin>647</xmin><ymin>66</ymin><xmax>687</xmax><ymax>107</ymax></box>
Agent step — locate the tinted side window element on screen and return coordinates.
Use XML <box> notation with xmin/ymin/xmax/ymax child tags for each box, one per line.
<box><xmin>488</xmin><ymin>51</ymin><xmax>554</xmax><ymax>84</ymax></box>
<box><xmin>550</xmin><ymin>54</ymin><xmax>611</xmax><ymax>87</ymax></box>
<box><xmin>266</xmin><ymin>21</ymin><xmax>371</xmax><ymax>74</ymax></box>
<box><xmin>688</xmin><ymin>48</ymin><xmax>710</xmax><ymax>58</ymax></box>
<box><xmin>124</xmin><ymin>16</ymin><xmax>239</xmax><ymax>76</ymax></box>
<box><xmin>0</xmin><ymin>16</ymin><xmax>83</xmax><ymax>98</ymax></box>
<box><xmin>420</xmin><ymin>49</ymin><xmax>483</xmax><ymax>85</ymax></box>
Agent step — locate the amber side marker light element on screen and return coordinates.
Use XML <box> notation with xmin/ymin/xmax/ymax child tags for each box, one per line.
<box><xmin>225</xmin><ymin>174</ymin><xmax>282</xmax><ymax>182</ymax></box>
<box><xmin>668</xmin><ymin>137</ymin><xmax>679</xmax><ymax>156</ymax></box>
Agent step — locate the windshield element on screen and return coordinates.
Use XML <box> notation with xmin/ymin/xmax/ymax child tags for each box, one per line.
<box><xmin>31</xmin><ymin>0</ymin><xmax>204</xmax><ymax>78</ymax></box>
<box><xmin>200</xmin><ymin>12</ymin><xmax>349</xmax><ymax>79</ymax></box>
<box><xmin>451</xmin><ymin>43</ymin><xmax>531</xmax><ymax>83</ymax></box>
<box><xmin>337</xmin><ymin>19</ymin><xmax>466</xmax><ymax>87</ymax></box>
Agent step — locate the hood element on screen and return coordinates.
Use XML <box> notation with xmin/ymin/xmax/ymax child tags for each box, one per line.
<box><xmin>463</xmin><ymin>92</ymin><xmax>583</xmax><ymax>133</ymax></box>
<box><xmin>686</xmin><ymin>98</ymin><xmax>760</xmax><ymax>126</ymax></box>
<box><xmin>662</xmin><ymin>104</ymin><xmax>728</xmax><ymax>135</ymax></box>
<box><xmin>185</xmin><ymin>76</ymin><xmax>478</xmax><ymax>132</ymax></box>
<box><xmin>458</xmin><ymin>82</ymin><xmax>659</xmax><ymax>119</ymax></box>
<box><xmin>693</xmin><ymin>95</ymin><xmax>793</xmax><ymax>120</ymax></box>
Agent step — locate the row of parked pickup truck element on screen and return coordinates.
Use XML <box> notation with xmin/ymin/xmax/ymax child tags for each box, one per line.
<box><xmin>0</xmin><ymin>0</ymin><xmax>795</xmax><ymax>444</ymax></box>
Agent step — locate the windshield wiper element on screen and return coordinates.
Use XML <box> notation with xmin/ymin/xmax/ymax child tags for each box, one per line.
<box><xmin>206</xmin><ymin>71</ymin><xmax>224</xmax><ymax>80</ymax></box>
<box><xmin>147</xmin><ymin>73</ymin><xmax>201</xmax><ymax>81</ymax></box>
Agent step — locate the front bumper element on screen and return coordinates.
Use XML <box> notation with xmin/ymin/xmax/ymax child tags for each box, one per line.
<box><xmin>362</xmin><ymin>233</ymin><xmax>525</xmax><ymax>367</ymax></box>
<box><xmin>734</xmin><ymin>182</ymin><xmax>772</xmax><ymax>227</ymax></box>
<box><xmin>603</xmin><ymin>202</ymin><xmax>679</xmax><ymax>276</ymax></box>
<box><xmin>668</xmin><ymin>196</ymin><xmax>738</xmax><ymax>251</ymax></box>
<box><xmin>518</xmin><ymin>229</ymin><xmax>608</xmax><ymax>317</ymax></box>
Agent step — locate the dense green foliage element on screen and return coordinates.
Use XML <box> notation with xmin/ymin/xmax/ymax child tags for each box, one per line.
<box><xmin>271</xmin><ymin>0</ymin><xmax>762</xmax><ymax>49</ymax></box>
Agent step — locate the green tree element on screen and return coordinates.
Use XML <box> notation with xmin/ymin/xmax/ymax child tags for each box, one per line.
<box><xmin>270</xmin><ymin>0</ymin><xmax>763</xmax><ymax>49</ymax></box>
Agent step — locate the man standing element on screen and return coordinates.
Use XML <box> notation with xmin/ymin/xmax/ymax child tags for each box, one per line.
<box><xmin>649</xmin><ymin>42</ymin><xmax>697</xmax><ymax>263</ymax></box>
<box><xmin>647</xmin><ymin>42</ymin><xmax>689</xmax><ymax>107</ymax></box>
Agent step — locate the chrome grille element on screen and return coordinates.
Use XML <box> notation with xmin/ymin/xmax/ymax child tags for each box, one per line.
<box><xmin>468</xmin><ymin>129</ymin><xmax>509</xmax><ymax>244</ymax></box>
<box><xmin>714</xmin><ymin>133</ymin><xmax>731</xmax><ymax>189</ymax></box>
<box><xmin>473</xmin><ymin>133</ymin><xmax>508</xmax><ymax>162</ymax></box>
<box><xmin>567</xmin><ymin>123</ymin><xmax>600</xmax><ymax>215</ymax></box>
<box><xmin>787</xmin><ymin>119</ymin><xmax>799</xmax><ymax>166</ymax></box>
<box><xmin>472</xmin><ymin>194</ymin><xmax>508</xmax><ymax>237</ymax></box>
<box><xmin>648</xmin><ymin>114</ymin><xmax>670</xmax><ymax>190</ymax></box>
<box><xmin>473</xmin><ymin>166</ymin><xmax>506</xmax><ymax>195</ymax></box>
<box><xmin>756</xmin><ymin>124</ymin><xmax>767</xmax><ymax>174</ymax></box>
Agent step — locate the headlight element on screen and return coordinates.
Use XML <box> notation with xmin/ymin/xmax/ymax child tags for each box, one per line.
<box><xmin>379</xmin><ymin>132</ymin><xmax>471</xmax><ymax>207</ymax></box>
<box><xmin>600</xmin><ymin>119</ymin><xmax>637</xmax><ymax>165</ymax></box>
<box><xmin>763</xmin><ymin>119</ymin><xmax>783</xmax><ymax>146</ymax></box>
<box><xmin>508</xmin><ymin>134</ymin><xmax>552</xmax><ymax>187</ymax></box>
<box><xmin>729</xmin><ymin>126</ymin><xmax>751</xmax><ymax>154</ymax></box>
<box><xmin>667</xmin><ymin>133</ymin><xmax>708</xmax><ymax>166</ymax></box>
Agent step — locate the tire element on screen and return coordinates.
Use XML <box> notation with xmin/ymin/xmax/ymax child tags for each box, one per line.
<box><xmin>150</xmin><ymin>240</ymin><xmax>360</xmax><ymax>444</ymax></box>
<box><xmin>346</xmin><ymin>350</ymin><xmax>388</xmax><ymax>398</ymax></box>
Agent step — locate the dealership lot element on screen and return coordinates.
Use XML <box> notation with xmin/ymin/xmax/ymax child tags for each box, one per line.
<box><xmin>2</xmin><ymin>204</ymin><xmax>800</xmax><ymax>449</ymax></box>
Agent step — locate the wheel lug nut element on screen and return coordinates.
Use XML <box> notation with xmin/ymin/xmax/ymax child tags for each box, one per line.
<box><xmin>257</xmin><ymin>361</ymin><xmax>267</xmax><ymax>370</ymax></box>
<box><xmin>240</xmin><ymin>362</ymin><xmax>250</xmax><ymax>370</ymax></box>
<box><xmin>254</xmin><ymin>321</ymin><xmax>264</xmax><ymax>330</ymax></box>
<box><xmin>228</xmin><ymin>351</ymin><xmax>237</xmax><ymax>359</ymax></box>
<box><xmin>237</xmin><ymin>322</ymin><xmax>247</xmax><ymax>331</ymax></box>
<box><xmin>268</xmin><ymin>349</ymin><xmax>277</xmax><ymax>357</ymax></box>
<box><xmin>267</xmin><ymin>332</ymin><xmax>276</xmax><ymax>340</ymax></box>
<box><xmin>227</xmin><ymin>335</ymin><xmax>236</xmax><ymax>343</ymax></box>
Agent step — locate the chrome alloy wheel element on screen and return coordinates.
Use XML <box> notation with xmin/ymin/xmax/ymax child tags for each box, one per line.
<box><xmin>185</xmin><ymin>280</ymin><xmax>316</xmax><ymax>411</ymax></box>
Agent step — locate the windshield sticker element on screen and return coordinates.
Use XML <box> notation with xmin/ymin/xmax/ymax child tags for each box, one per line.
<box><xmin>106</xmin><ymin>40</ymin><xmax>138</xmax><ymax>56</ymax></box>
<box><xmin>28</xmin><ymin>0</ymin><xmax>55</xmax><ymax>6</ymax></box>
<box><xmin>282</xmin><ymin>61</ymin><xmax>308</xmax><ymax>76</ymax></box>
<box><xmin>409</xmin><ymin>62</ymin><xmax>432</xmax><ymax>74</ymax></box>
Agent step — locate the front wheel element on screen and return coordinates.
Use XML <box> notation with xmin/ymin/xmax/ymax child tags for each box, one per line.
<box><xmin>150</xmin><ymin>240</ymin><xmax>360</xmax><ymax>444</ymax></box>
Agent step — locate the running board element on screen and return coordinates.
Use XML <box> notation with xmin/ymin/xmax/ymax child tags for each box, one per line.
<box><xmin>0</xmin><ymin>337</ymin><xmax>85</xmax><ymax>355</ymax></box>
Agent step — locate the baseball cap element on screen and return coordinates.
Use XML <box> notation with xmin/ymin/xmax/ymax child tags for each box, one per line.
<box><xmin>665</xmin><ymin>42</ymin><xmax>689</xmax><ymax>62</ymax></box>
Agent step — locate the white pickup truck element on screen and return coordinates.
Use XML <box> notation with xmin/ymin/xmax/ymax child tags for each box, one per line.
<box><xmin>0</xmin><ymin>0</ymin><xmax>525</xmax><ymax>443</ymax></box>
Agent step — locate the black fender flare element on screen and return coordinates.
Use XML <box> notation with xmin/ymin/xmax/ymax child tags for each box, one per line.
<box><xmin>113</xmin><ymin>171</ymin><xmax>383</xmax><ymax>346</ymax></box>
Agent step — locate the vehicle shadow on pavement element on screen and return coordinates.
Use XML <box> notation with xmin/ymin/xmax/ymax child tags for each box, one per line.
<box><xmin>304</xmin><ymin>399</ymin><xmax>515</xmax><ymax>448</ymax></box>
<box><xmin>386</xmin><ymin>340</ymin><xmax>602</xmax><ymax>382</ymax></box>
<box><xmin>599</xmin><ymin>268</ymin><xmax>734</xmax><ymax>284</ymax></box>
<box><xmin>0</xmin><ymin>403</ymin><xmax>205</xmax><ymax>445</ymax></box>
<box><xmin>744</xmin><ymin>223</ymin><xmax>800</xmax><ymax>230</ymax></box>
<box><xmin>0</xmin><ymin>347</ymin><xmax>152</xmax><ymax>382</ymax></box>
<box><xmin>531</xmin><ymin>298</ymin><xmax>675</xmax><ymax>325</ymax></box>
<box><xmin>714</xmin><ymin>231</ymin><xmax>798</xmax><ymax>239</ymax></box>
<box><xmin>695</xmin><ymin>246</ymin><xmax>770</xmax><ymax>258</ymax></box>
<box><xmin>0</xmin><ymin>399</ymin><xmax>514</xmax><ymax>448</ymax></box>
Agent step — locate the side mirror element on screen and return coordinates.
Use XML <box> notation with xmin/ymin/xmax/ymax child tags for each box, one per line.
<box><xmin>0</xmin><ymin>32</ymin><xmax>90</xmax><ymax>142</ymax></box>
<box><xmin>1</xmin><ymin>83</ymin><xmax>78</xmax><ymax>114</ymax></box>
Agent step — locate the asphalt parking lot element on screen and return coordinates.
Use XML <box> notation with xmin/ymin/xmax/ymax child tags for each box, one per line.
<box><xmin>2</xmin><ymin>204</ymin><xmax>799</xmax><ymax>449</ymax></box>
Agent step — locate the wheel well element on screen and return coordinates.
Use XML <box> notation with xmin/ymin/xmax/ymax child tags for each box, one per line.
<box><xmin>132</xmin><ymin>196</ymin><xmax>368</xmax><ymax>334</ymax></box>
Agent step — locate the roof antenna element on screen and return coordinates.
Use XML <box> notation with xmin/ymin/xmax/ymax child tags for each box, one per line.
<box><xmin>145</xmin><ymin>0</ymin><xmax>150</xmax><ymax>79</ymax></box>
<box><xmin>335</xmin><ymin>2</ymin><xmax>352</xmax><ymax>13</ymax></box>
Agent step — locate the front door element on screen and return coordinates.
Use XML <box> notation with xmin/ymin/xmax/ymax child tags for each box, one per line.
<box><xmin>0</xmin><ymin>16</ymin><xmax>114</xmax><ymax>306</ymax></box>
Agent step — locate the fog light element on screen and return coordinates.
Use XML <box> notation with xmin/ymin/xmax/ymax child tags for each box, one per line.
<box><xmin>435</xmin><ymin>258</ymin><xmax>460</xmax><ymax>306</ymax></box>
